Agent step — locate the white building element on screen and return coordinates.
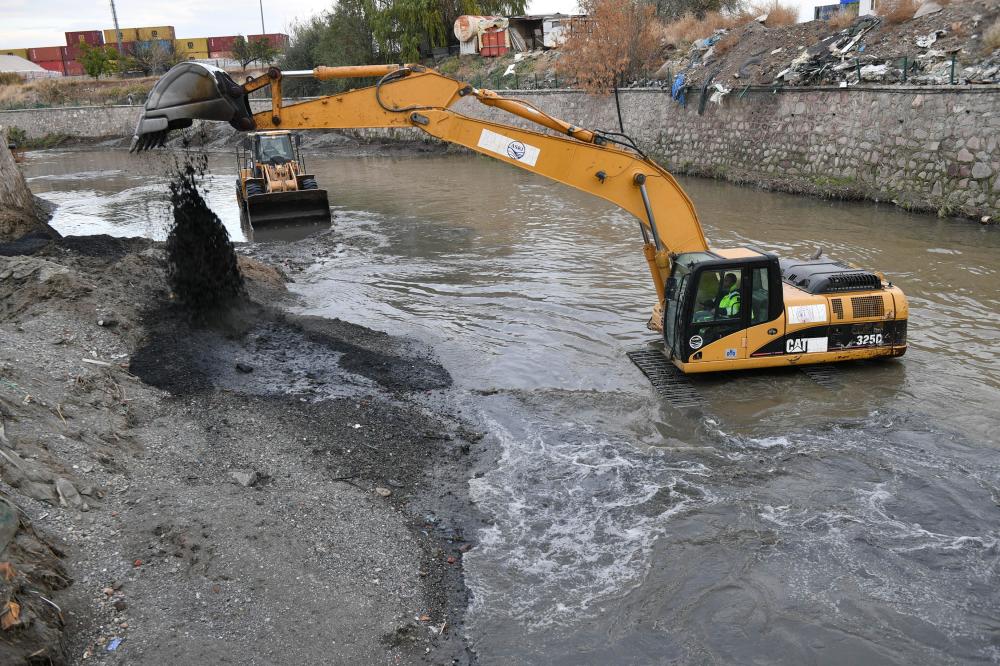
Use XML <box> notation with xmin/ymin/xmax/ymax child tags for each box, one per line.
<box><xmin>0</xmin><ymin>55</ymin><xmax>59</xmax><ymax>80</ymax></box>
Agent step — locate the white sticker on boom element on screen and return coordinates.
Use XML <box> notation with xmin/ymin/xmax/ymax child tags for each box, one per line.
<box><xmin>787</xmin><ymin>303</ymin><xmax>828</xmax><ymax>325</ymax></box>
<box><xmin>477</xmin><ymin>129</ymin><xmax>540</xmax><ymax>167</ymax></box>
<box><xmin>785</xmin><ymin>337</ymin><xmax>829</xmax><ymax>354</ymax></box>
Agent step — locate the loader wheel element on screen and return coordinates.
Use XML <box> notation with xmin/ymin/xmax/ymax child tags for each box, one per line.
<box><xmin>301</xmin><ymin>178</ymin><xmax>318</xmax><ymax>190</ymax></box>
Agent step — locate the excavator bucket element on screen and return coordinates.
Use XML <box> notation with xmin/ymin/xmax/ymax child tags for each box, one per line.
<box><xmin>130</xmin><ymin>62</ymin><xmax>255</xmax><ymax>152</ymax></box>
<box><xmin>242</xmin><ymin>189</ymin><xmax>332</xmax><ymax>227</ymax></box>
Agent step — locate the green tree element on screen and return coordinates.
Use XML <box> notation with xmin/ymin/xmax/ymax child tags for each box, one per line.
<box><xmin>653</xmin><ymin>0</ymin><xmax>744</xmax><ymax>19</ymax></box>
<box><xmin>252</xmin><ymin>37</ymin><xmax>280</xmax><ymax>66</ymax></box>
<box><xmin>281</xmin><ymin>0</ymin><xmax>379</xmax><ymax>96</ymax></box>
<box><xmin>232</xmin><ymin>36</ymin><xmax>257</xmax><ymax>71</ymax></box>
<box><xmin>79</xmin><ymin>44</ymin><xmax>118</xmax><ymax>79</ymax></box>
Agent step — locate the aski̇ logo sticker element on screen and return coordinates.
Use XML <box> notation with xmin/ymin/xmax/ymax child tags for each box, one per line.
<box><xmin>689</xmin><ymin>335</ymin><xmax>703</xmax><ymax>350</ymax></box>
<box><xmin>506</xmin><ymin>141</ymin><xmax>526</xmax><ymax>160</ymax></box>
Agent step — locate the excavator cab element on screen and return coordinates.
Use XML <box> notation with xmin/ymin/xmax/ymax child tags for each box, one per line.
<box><xmin>662</xmin><ymin>249</ymin><xmax>907</xmax><ymax>373</ymax></box>
<box><xmin>663</xmin><ymin>252</ymin><xmax>783</xmax><ymax>368</ymax></box>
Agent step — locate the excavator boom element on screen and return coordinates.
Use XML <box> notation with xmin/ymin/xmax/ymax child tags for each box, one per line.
<box><xmin>131</xmin><ymin>62</ymin><xmax>708</xmax><ymax>303</ymax></box>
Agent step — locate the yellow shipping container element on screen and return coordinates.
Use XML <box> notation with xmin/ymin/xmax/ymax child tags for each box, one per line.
<box><xmin>184</xmin><ymin>51</ymin><xmax>210</xmax><ymax>61</ymax></box>
<box><xmin>0</xmin><ymin>48</ymin><xmax>29</xmax><ymax>58</ymax></box>
<box><xmin>104</xmin><ymin>28</ymin><xmax>138</xmax><ymax>43</ymax></box>
<box><xmin>136</xmin><ymin>26</ymin><xmax>175</xmax><ymax>41</ymax></box>
<box><xmin>174</xmin><ymin>38</ymin><xmax>209</xmax><ymax>56</ymax></box>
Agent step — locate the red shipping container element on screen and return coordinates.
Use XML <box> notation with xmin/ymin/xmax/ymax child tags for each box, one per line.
<box><xmin>479</xmin><ymin>30</ymin><xmax>508</xmax><ymax>57</ymax></box>
<box><xmin>208</xmin><ymin>50</ymin><xmax>232</xmax><ymax>60</ymax></box>
<box><xmin>28</xmin><ymin>46</ymin><xmax>63</xmax><ymax>62</ymax></box>
<box><xmin>37</xmin><ymin>60</ymin><xmax>65</xmax><ymax>74</ymax></box>
<box><xmin>64</xmin><ymin>60</ymin><xmax>84</xmax><ymax>76</ymax></box>
<box><xmin>248</xmin><ymin>33</ymin><xmax>289</xmax><ymax>48</ymax></box>
<box><xmin>65</xmin><ymin>30</ymin><xmax>103</xmax><ymax>47</ymax></box>
<box><xmin>207</xmin><ymin>36</ymin><xmax>237</xmax><ymax>52</ymax></box>
<box><xmin>64</xmin><ymin>44</ymin><xmax>83</xmax><ymax>60</ymax></box>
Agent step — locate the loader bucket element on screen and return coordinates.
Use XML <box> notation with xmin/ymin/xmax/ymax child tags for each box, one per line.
<box><xmin>130</xmin><ymin>62</ymin><xmax>255</xmax><ymax>152</ymax></box>
<box><xmin>243</xmin><ymin>189</ymin><xmax>332</xmax><ymax>228</ymax></box>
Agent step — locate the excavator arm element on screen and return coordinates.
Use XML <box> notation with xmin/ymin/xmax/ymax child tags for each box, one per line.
<box><xmin>130</xmin><ymin>62</ymin><xmax>709</xmax><ymax>304</ymax></box>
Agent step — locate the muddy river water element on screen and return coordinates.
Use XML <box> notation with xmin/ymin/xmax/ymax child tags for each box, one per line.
<box><xmin>25</xmin><ymin>149</ymin><xmax>1000</xmax><ymax>664</ymax></box>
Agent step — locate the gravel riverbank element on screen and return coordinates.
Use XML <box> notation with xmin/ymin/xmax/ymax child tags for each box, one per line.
<box><xmin>0</xmin><ymin>232</ymin><xmax>478</xmax><ymax>664</ymax></box>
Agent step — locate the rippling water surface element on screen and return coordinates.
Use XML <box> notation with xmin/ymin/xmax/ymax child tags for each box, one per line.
<box><xmin>25</xmin><ymin>150</ymin><xmax>1000</xmax><ymax>664</ymax></box>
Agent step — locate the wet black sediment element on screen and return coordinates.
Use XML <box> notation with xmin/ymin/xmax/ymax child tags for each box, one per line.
<box><xmin>166</xmin><ymin>157</ymin><xmax>245</xmax><ymax>315</ymax></box>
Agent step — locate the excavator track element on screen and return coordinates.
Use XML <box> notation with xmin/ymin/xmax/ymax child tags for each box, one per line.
<box><xmin>799</xmin><ymin>364</ymin><xmax>842</xmax><ymax>390</ymax></box>
<box><xmin>626</xmin><ymin>349</ymin><xmax>702</xmax><ymax>408</ymax></box>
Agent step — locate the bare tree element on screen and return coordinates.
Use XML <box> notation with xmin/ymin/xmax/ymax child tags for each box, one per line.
<box><xmin>557</xmin><ymin>0</ymin><xmax>662</xmax><ymax>93</ymax></box>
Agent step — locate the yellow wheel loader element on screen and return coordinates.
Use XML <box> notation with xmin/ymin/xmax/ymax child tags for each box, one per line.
<box><xmin>130</xmin><ymin>63</ymin><xmax>908</xmax><ymax>375</ymax></box>
<box><xmin>235</xmin><ymin>130</ymin><xmax>330</xmax><ymax>228</ymax></box>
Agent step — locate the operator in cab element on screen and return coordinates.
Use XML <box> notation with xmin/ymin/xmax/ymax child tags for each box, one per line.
<box><xmin>719</xmin><ymin>273</ymin><xmax>740</xmax><ymax>317</ymax></box>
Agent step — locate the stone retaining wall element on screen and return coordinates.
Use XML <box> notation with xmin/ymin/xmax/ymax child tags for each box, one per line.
<box><xmin>4</xmin><ymin>85</ymin><xmax>998</xmax><ymax>219</ymax></box>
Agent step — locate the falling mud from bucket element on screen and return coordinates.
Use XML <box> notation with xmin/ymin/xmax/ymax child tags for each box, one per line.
<box><xmin>166</xmin><ymin>156</ymin><xmax>246</xmax><ymax>316</ymax></box>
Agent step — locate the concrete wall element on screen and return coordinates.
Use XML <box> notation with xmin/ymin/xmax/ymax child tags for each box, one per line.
<box><xmin>446</xmin><ymin>87</ymin><xmax>1000</xmax><ymax>220</ymax></box>
<box><xmin>0</xmin><ymin>105</ymin><xmax>138</xmax><ymax>141</ymax></box>
<box><xmin>4</xmin><ymin>85</ymin><xmax>998</xmax><ymax>219</ymax></box>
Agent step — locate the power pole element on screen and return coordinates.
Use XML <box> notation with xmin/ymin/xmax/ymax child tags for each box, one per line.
<box><xmin>258</xmin><ymin>0</ymin><xmax>266</xmax><ymax>35</ymax></box>
<box><xmin>109</xmin><ymin>0</ymin><xmax>124</xmax><ymax>55</ymax></box>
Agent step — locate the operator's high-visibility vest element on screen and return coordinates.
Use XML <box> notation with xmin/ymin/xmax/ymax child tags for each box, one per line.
<box><xmin>720</xmin><ymin>288</ymin><xmax>740</xmax><ymax>316</ymax></box>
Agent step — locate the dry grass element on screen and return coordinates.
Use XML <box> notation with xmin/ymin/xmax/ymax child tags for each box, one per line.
<box><xmin>713</xmin><ymin>31</ymin><xmax>741</xmax><ymax>56</ymax></box>
<box><xmin>659</xmin><ymin>0</ymin><xmax>799</xmax><ymax>47</ymax></box>
<box><xmin>0</xmin><ymin>73</ymin><xmax>23</xmax><ymax>86</ymax></box>
<box><xmin>877</xmin><ymin>0</ymin><xmax>918</xmax><ymax>24</ymax></box>
<box><xmin>660</xmin><ymin>11</ymin><xmax>736</xmax><ymax>47</ymax></box>
<box><xmin>0</xmin><ymin>75</ymin><xmax>157</xmax><ymax>109</ymax></box>
<box><xmin>826</xmin><ymin>11</ymin><xmax>857</xmax><ymax>29</ymax></box>
<box><xmin>748</xmin><ymin>0</ymin><xmax>799</xmax><ymax>27</ymax></box>
<box><xmin>984</xmin><ymin>18</ymin><xmax>1000</xmax><ymax>51</ymax></box>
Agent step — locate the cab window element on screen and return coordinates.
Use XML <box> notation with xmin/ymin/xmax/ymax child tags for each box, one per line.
<box><xmin>750</xmin><ymin>267</ymin><xmax>769</xmax><ymax>324</ymax></box>
<box><xmin>256</xmin><ymin>135</ymin><xmax>294</xmax><ymax>163</ymax></box>
<box><xmin>689</xmin><ymin>268</ymin><xmax>744</xmax><ymax>349</ymax></box>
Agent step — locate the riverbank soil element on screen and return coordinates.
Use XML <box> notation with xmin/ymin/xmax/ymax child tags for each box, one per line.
<box><xmin>0</xmin><ymin>233</ymin><xmax>475</xmax><ymax>664</ymax></box>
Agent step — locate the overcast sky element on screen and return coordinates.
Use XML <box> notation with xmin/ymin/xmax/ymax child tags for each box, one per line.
<box><xmin>0</xmin><ymin>0</ymin><xmax>581</xmax><ymax>48</ymax></box>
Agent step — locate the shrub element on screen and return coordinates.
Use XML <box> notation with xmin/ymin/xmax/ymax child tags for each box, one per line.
<box><xmin>0</xmin><ymin>72</ymin><xmax>23</xmax><ymax>86</ymax></box>
<box><xmin>34</xmin><ymin>79</ymin><xmax>67</xmax><ymax>106</ymax></box>
<box><xmin>984</xmin><ymin>18</ymin><xmax>1000</xmax><ymax>51</ymax></box>
<box><xmin>748</xmin><ymin>0</ymin><xmax>799</xmax><ymax>26</ymax></box>
<box><xmin>878</xmin><ymin>0</ymin><xmax>918</xmax><ymax>24</ymax></box>
<box><xmin>826</xmin><ymin>10</ymin><xmax>857</xmax><ymax>29</ymax></box>
<box><xmin>661</xmin><ymin>11</ymin><xmax>735</xmax><ymax>47</ymax></box>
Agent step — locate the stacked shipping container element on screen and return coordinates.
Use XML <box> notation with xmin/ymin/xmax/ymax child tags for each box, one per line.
<box><xmin>207</xmin><ymin>35</ymin><xmax>237</xmax><ymax>58</ymax></box>
<box><xmin>65</xmin><ymin>31</ymin><xmax>103</xmax><ymax>47</ymax></box>
<box><xmin>103</xmin><ymin>28</ymin><xmax>138</xmax><ymax>43</ymax></box>
<box><xmin>4</xmin><ymin>26</ymin><xmax>289</xmax><ymax>76</ymax></box>
<box><xmin>175</xmin><ymin>37</ymin><xmax>209</xmax><ymax>59</ymax></box>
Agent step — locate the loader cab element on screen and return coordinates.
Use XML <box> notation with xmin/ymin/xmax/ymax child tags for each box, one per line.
<box><xmin>252</xmin><ymin>132</ymin><xmax>297</xmax><ymax>165</ymax></box>
<box><xmin>663</xmin><ymin>250</ymin><xmax>784</xmax><ymax>365</ymax></box>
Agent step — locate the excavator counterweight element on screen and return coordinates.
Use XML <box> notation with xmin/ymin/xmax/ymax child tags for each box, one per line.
<box><xmin>130</xmin><ymin>62</ymin><xmax>908</xmax><ymax>377</ymax></box>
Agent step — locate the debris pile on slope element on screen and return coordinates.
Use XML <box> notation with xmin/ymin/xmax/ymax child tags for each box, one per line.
<box><xmin>656</xmin><ymin>0</ymin><xmax>1000</xmax><ymax>89</ymax></box>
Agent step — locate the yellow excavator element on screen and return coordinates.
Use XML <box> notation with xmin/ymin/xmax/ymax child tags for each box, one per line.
<box><xmin>130</xmin><ymin>62</ymin><xmax>907</xmax><ymax>375</ymax></box>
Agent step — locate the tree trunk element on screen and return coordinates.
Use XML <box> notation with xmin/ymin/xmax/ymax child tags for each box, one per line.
<box><xmin>0</xmin><ymin>126</ymin><xmax>47</xmax><ymax>242</ymax></box>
